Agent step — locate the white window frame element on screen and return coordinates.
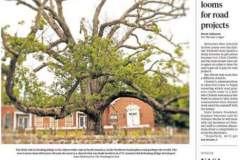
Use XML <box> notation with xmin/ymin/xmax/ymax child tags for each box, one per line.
<box><xmin>126</xmin><ymin>104</ymin><xmax>140</xmax><ymax>127</ymax></box>
<box><xmin>76</xmin><ymin>112</ymin><xmax>87</xmax><ymax>129</ymax></box>
<box><xmin>13</xmin><ymin>112</ymin><xmax>32</xmax><ymax>130</ymax></box>
<box><xmin>109</xmin><ymin>113</ymin><xmax>118</xmax><ymax>125</ymax></box>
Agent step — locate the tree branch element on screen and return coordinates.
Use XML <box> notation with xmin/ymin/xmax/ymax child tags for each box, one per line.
<box><xmin>92</xmin><ymin>0</ymin><xmax>107</xmax><ymax>36</ymax></box>
<box><xmin>1</xmin><ymin>29</ymin><xmax>18</xmax><ymax>57</ymax></box>
<box><xmin>99</xmin><ymin>91</ymin><xmax>189</xmax><ymax>115</ymax></box>
<box><xmin>163</xmin><ymin>94</ymin><xmax>189</xmax><ymax>108</ymax></box>
<box><xmin>80</xmin><ymin>18</ymin><xmax>88</xmax><ymax>42</ymax></box>
<box><xmin>33</xmin><ymin>62</ymin><xmax>48</xmax><ymax>72</ymax></box>
<box><xmin>98</xmin><ymin>0</ymin><xmax>186</xmax><ymax>39</ymax></box>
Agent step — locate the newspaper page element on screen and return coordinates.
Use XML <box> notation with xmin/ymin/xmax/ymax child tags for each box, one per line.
<box><xmin>197</xmin><ymin>0</ymin><xmax>240</xmax><ymax>159</ymax></box>
<box><xmin>0</xmin><ymin>0</ymin><xmax>239</xmax><ymax>160</ymax></box>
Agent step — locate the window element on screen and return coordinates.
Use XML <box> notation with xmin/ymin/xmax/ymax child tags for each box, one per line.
<box><xmin>79</xmin><ymin>116</ymin><xmax>84</xmax><ymax>127</ymax></box>
<box><xmin>78</xmin><ymin>113</ymin><xmax>86</xmax><ymax>128</ymax></box>
<box><xmin>49</xmin><ymin>117</ymin><xmax>57</xmax><ymax>129</ymax></box>
<box><xmin>65</xmin><ymin>114</ymin><xmax>73</xmax><ymax>128</ymax></box>
<box><xmin>5</xmin><ymin>113</ymin><xmax>11</xmax><ymax>129</ymax></box>
<box><xmin>126</xmin><ymin>105</ymin><xmax>140</xmax><ymax>127</ymax></box>
<box><xmin>109</xmin><ymin>114</ymin><xmax>118</xmax><ymax>125</ymax></box>
<box><xmin>17</xmin><ymin>115</ymin><xmax>29</xmax><ymax>129</ymax></box>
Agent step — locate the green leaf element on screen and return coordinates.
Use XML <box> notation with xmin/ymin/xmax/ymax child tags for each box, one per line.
<box><xmin>175</xmin><ymin>45</ymin><xmax>183</xmax><ymax>57</ymax></box>
<box><xmin>18</xmin><ymin>20</ymin><xmax>25</xmax><ymax>25</ymax></box>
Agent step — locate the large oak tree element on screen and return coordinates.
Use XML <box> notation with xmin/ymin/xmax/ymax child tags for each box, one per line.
<box><xmin>1</xmin><ymin>0</ymin><xmax>189</xmax><ymax>134</ymax></box>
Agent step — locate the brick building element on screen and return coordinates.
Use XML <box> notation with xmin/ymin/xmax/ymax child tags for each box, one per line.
<box><xmin>1</xmin><ymin>97</ymin><xmax>154</xmax><ymax>130</ymax></box>
<box><xmin>102</xmin><ymin>97</ymin><xmax>154</xmax><ymax>129</ymax></box>
<box><xmin>1</xmin><ymin>105</ymin><xmax>87</xmax><ymax>130</ymax></box>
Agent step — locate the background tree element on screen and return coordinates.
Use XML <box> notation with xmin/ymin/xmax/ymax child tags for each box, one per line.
<box><xmin>155</xmin><ymin>84</ymin><xmax>189</xmax><ymax>128</ymax></box>
<box><xmin>1</xmin><ymin>0</ymin><xmax>189</xmax><ymax>134</ymax></box>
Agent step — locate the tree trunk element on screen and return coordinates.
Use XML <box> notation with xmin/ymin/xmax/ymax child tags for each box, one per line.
<box><xmin>86</xmin><ymin>117</ymin><xmax>95</xmax><ymax>134</ymax></box>
<box><xmin>94</xmin><ymin>111</ymin><xmax>104</xmax><ymax>135</ymax></box>
<box><xmin>85</xmin><ymin>110</ymin><xmax>104</xmax><ymax>135</ymax></box>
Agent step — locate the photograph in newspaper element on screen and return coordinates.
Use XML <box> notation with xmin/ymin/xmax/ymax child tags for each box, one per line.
<box><xmin>1</xmin><ymin>0</ymin><xmax>189</xmax><ymax>144</ymax></box>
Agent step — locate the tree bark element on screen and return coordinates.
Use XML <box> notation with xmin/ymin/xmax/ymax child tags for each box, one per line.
<box><xmin>86</xmin><ymin>117</ymin><xmax>95</xmax><ymax>134</ymax></box>
<box><xmin>94</xmin><ymin>111</ymin><xmax>104</xmax><ymax>135</ymax></box>
<box><xmin>85</xmin><ymin>111</ymin><xmax>104</xmax><ymax>135</ymax></box>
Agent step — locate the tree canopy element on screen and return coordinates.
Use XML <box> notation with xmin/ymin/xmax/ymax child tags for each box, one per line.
<box><xmin>1</xmin><ymin>0</ymin><xmax>189</xmax><ymax>134</ymax></box>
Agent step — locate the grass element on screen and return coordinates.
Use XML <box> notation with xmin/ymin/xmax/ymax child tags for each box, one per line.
<box><xmin>32</xmin><ymin>129</ymin><xmax>86</xmax><ymax>138</ymax></box>
<box><xmin>32</xmin><ymin>128</ymin><xmax>154</xmax><ymax>139</ymax></box>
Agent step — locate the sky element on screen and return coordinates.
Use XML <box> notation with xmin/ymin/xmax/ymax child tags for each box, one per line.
<box><xmin>0</xmin><ymin>0</ymin><xmax>193</xmax><ymax>86</ymax></box>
